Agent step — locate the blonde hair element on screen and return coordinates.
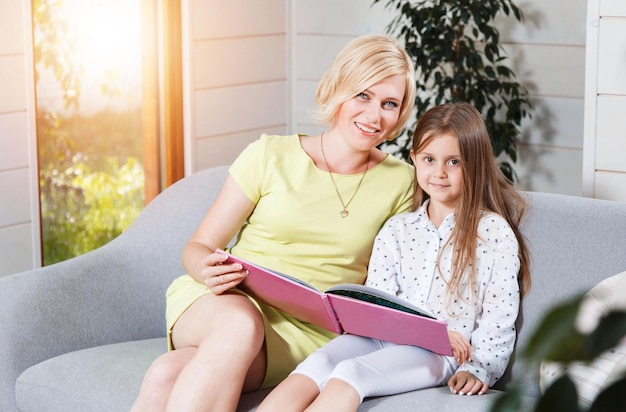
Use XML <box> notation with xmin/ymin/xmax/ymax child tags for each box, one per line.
<box><xmin>411</xmin><ymin>102</ymin><xmax>531</xmax><ymax>301</ymax></box>
<box><xmin>313</xmin><ymin>34</ymin><xmax>416</xmax><ymax>139</ymax></box>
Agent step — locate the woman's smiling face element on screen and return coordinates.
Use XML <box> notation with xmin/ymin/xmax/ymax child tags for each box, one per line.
<box><xmin>334</xmin><ymin>74</ymin><xmax>406</xmax><ymax>151</ymax></box>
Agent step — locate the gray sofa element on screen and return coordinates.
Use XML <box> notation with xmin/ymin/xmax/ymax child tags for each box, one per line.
<box><xmin>3</xmin><ymin>166</ymin><xmax>626</xmax><ymax>411</ymax></box>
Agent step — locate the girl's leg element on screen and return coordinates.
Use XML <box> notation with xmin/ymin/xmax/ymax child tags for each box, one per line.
<box><xmin>304</xmin><ymin>378</ymin><xmax>360</xmax><ymax>412</ymax></box>
<box><xmin>133</xmin><ymin>292</ymin><xmax>266</xmax><ymax>412</ymax></box>
<box><xmin>327</xmin><ymin>343</ymin><xmax>454</xmax><ymax>402</ymax></box>
<box><xmin>258</xmin><ymin>335</ymin><xmax>382</xmax><ymax>412</ymax></box>
<box><xmin>256</xmin><ymin>374</ymin><xmax>320</xmax><ymax>412</ymax></box>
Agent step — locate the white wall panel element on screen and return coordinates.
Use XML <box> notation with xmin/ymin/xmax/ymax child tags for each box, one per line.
<box><xmin>601</xmin><ymin>0</ymin><xmax>626</xmax><ymax>16</ymax></box>
<box><xmin>192</xmin><ymin>0</ymin><xmax>286</xmax><ymax>39</ymax></box>
<box><xmin>0</xmin><ymin>0</ymin><xmax>25</xmax><ymax>55</ymax></box>
<box><xmin>583</xmin><ymin>0</ymin><xmax>626</xmax><ymax>201</ymax></box>
<box><xmin>0</xmin><ymin>169</ymin><xmax>31</xmax><ymax>227</ymax></box>
<box><xmin>520</xmin><ymin>96</ymin><xmax>584</xmax><ymax>149</ymax></box>
<box><xmin>0</xmin><ymin>56</ymin><xmax>26</xmax><ymax>114</ymax></box>
<box><xmin>505</xmin><ymin>43</ymin><xmax>586</xmax><ymax>98</ymax></box>
<box><xmin>194</xmin><ymin>82</ymin><xmax>287</xmax><ymax>137</ymax></box>
<box><xmin>517</xmin><ymin>144</ymin><xmax>583</xmax><ymax>195</ymax></box>
<box><xmin>0</xmin><ymin>113</ymin><xmax>29</xmax><ymax>170</ymax></box>
<box><xmin>294</xmin><ymin>0</ymin><xmax>391</xmax><ymax>35</ymax></box>
<box><xmin>596</xmin><ymin>95</ymin><xmax>626</xmax><ymax>172</ymax></box>
<box><xmin>597</xmin><ymin>18</ymin><xmax>626</xmax><ymax>95</ymax></box>
<box><xmin>497</xmin><ymin>0</ymin><xmax>587</xmax><ymax>46</ymax></box>
<box><xmin>0</xmin><ymin>224</ymin><xmax>34</xmax><ymax>277</ymax></box>
<box><xmin>595</xmin><ymin>171</ymin><xmax>626</xmax><ymax>202</ymax></box>
<box><xmin>194</xmin><ymin>35</ymin><xmax>286</xmax><ymax>89</ymax></box>
<box><xmin>194</xmin><ymin>125</ymin><xmax>286</xmax><ymax>170</ymax></box>
<box><xmin>294</xmin><ymin>79</ymin><xmax>318</xmax><ymax>131</ymax></box>
<box><xmin>0</xmin><ymin>0</ymin><xmax>39</xmax><ymax>275</ymax></box>
<box><xmin>294</xmin><ymin>35</ymin><xmax>353</xmax><ymax>80</ymax></box>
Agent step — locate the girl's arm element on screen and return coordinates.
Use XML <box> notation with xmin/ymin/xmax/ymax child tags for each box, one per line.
<box><xmin>448</xmin><ymin>331</ymin><xmax>471</xmax><ymax>364</ymax></box>
<box><xmin>447</xmin><ymin>332</ymin><xmax>488</xmax><ymax>395</ymax></box>
<box><xmin>365</xmin><ymin>217</ymin><xmax>403</xmax><ymax>295</ymax></box>
<box><xmin>455</xmin><ymin>218</ymin><xmax>521</xmax><ymax>388</ymax></box>
<box><xmin>448</xmin><ymin>371</ymin><xmax>489</xmax><ymax>396</ymax></box>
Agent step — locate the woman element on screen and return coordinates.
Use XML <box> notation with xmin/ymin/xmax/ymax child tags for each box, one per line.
<box><xmin>131</xmin><ymin>34</ymin><xmax>417</xmax><ymax>411</ymax></box>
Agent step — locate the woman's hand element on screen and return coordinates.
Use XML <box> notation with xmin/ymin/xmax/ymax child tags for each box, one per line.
<box><xmin>448</xmin><ymin>331</ymin><xmax>471</xmax><ymax>364</ymax></box>
<box><xmin>447</xmin><ymin>371</ymin><xmax>489</xmax><ymax>396</ymax></box>
<box><xmin>200</xmin><ymin>250</ymin><xmax>249</xmax><ymax>294</ymax></box>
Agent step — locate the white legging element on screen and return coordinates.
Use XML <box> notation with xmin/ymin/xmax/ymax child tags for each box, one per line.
<box><xmin>291</xmin><ymin>334</ymin><xmax>455</xmax><ymax>402</ymax></box>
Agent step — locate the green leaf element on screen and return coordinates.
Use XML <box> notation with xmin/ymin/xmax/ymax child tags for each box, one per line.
<box><xmin>523</xmin><ymin>295</ymin><xmax>585</xmax><ymax>362</ymax></box>
<box><xmin>589</xmin><ymin>375</ymin><xmax>626</xmax><ymax>412</ymax></box>
<box><xmin>376</xmin><ymin>0</ymin><xmax>532</xmax><ymax>181</ymax></box>
<box><xmin>489</xmin><ymin>387</ymin><xmax>523</xmax><ymax>412</ymax></box>
<box><xmin>535</xmin><ymin>375</ymin><xmax>581</xmax><ymax>412</ymax></box>
<box><xmin>585</xmin><ymin>311</ymin><xmax>626</xmax><ymax>360</ymax></box>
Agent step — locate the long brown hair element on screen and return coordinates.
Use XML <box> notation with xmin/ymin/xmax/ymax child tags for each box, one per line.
<box><xmin>411</xmin><ymin>102</ymin><xmax>531</xmax><ymax>301</ymax></box>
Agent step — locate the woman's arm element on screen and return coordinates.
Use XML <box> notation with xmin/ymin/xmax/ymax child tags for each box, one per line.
<box><xmin>181</xmin><ymin>174</ymin><xmax>255</xmax><ymax>291</ymax></box>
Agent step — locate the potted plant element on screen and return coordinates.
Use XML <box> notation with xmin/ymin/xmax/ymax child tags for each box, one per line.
<box><xmin>373</xmin><ymin>0</ymin><xmax>532</xmax><ymax>181</ymax></box>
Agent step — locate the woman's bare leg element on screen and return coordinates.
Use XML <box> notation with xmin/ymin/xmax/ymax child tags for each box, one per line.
<box><xmin>132</xmin><ymin>292</ymin><xmax>266</xmax><ymax>412</ymax></box>
<box><xmin>257</xmin><ymin>374</ymin><xmax>320</xmax><ymax>412</ymax></box>
<box><xmin>131</xmin><ymin>347</ymin><xmax>196</xmax><ymax>411</ymax></box>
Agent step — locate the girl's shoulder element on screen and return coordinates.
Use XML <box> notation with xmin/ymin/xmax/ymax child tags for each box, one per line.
<box><xmin>478</xmin><ymin>211</ymin><xmax>517</xmax><ymax>246</ymax></box>
<box><xmin>383</xmin><ymin>207</ymin><xmax>427</xmax><ymax>228</ymax></box>
<box><xmin>479</xmin><ymin>210</ymin><xmax>508</xmax><ymax>223</ymax></box>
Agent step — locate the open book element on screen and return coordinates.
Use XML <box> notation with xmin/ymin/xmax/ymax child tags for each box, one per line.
<box><xmin>219</xmin><ymin>251</ymin><xmax>452</xmax><ymax>356</ymax></box>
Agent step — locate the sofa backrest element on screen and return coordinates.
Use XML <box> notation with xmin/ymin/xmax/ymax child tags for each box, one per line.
<box><xmin>116</xmin><ymin>165</ymin><xmax>232</xmax><ymax>330</ymax></box>
<box><xmin>495</xmin><ymin>191</ymin><xmax>626</xmax><ymax>396</ymax></box>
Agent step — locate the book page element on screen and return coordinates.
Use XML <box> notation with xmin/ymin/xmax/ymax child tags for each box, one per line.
<box><xmin>325</xmin><ymin>284</ymin><xmax>435</xmax><ymax>319</ymax></box>
<box><xmin>326</xmin><ymin>293</ymin><xmax>452</xmax><ymax>356</ymax></box>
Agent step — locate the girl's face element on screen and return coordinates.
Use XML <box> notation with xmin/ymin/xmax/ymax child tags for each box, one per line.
<box><xmin>411</xmin><ymin>133</ymin><xmax>464</xmax><ymax>215</ymax></box>
<box><xmin>334</xmin><ymin>75</ymin><xmax>405</xmax><ymax>151</ymax></box>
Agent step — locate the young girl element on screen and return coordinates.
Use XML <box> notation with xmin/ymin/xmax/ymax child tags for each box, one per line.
<box><xmin>257</xmin><ymin>102</ymin><xmax>531</xmax><ymax>411</ymax></box>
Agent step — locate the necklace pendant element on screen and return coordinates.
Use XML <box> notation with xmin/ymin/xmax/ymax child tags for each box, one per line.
<box><xmin>340</xmin><ymin>209</ymin><xmax>349</xmax><ymax>218</ymax></box>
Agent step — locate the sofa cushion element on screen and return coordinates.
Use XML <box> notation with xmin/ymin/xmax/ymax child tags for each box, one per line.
<box><xmin>14</xmin><ymin>336</ymin><xmax>538</xmax><ymax>412</ymax></box>
<box><xmin>15</xmin><ymin>338</ymin><xmax>166</xmax><ymax>412</ymax></box>
<box><xmin>540</xmin><ymin>271</ymin><xmax>626</xmax><ymax>407</ymax></box>
<box><xmin>355</xmin><ymin>386</ymin><xmax>536</xmax><ymax>411</ymax></box>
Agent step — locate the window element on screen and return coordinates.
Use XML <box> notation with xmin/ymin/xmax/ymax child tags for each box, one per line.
<box><xmin>32</xmin><ymin>0</ymin><xmax>183</xmax><ymax>265</ymax></box>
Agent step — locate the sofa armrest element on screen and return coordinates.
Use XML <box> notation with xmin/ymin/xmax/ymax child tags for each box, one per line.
<box><xmin>0</xmin><ymin>237</ymin><xmax>169</xmax><ymax>410</ymax></box>
<box><xmin>0</xmin><ymin>166</ymin><xmax>229</xmax><ymax>411</ymax></box>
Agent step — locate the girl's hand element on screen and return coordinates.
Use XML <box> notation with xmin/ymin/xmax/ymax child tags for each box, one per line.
<box><xmin>200</xmin><ymin>250</ymin><xmax>249</xmax><ymax>294</ymax></box>
<box><xmin>448</xmin><ymin>331</ymin><xmax>471</xmax><ymax>364</ymax></box>
<box><xmin>447</xmin><ymin>371</ymin><xmax>489</xmax><ymax>396</ymax></box>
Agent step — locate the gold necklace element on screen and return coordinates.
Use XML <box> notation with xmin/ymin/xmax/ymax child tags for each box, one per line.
<box><xmin>320</xmin><ymin>132</ymin><xmax>370</xmax><ymax>218</ymax></box>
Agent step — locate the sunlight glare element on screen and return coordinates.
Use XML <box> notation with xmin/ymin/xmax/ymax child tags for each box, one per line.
<box><xmin>64</xmin><ymin>0</ymin><xmax>142</xmax><ymax>112</ymax></box>
<box><xmin>71</xmin><ymin>0</ymin><xmax>141</xmax><ymax>72</ymax></box>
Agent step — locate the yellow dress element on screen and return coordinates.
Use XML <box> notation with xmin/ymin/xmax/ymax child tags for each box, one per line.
<box><xmin>165</xmin><ymin>134</ymin><xmax>414</xmax><ymax>388</ymax></box>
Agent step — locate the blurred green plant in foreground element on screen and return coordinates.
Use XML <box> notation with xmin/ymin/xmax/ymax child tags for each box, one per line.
<box><xmin>490</xmin><ymin>294</ymin><xmax>626</xmax><ymax>412</ymax></box>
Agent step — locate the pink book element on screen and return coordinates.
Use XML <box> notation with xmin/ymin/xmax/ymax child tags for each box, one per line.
<box><xmin>220</xmin><ymin>252</ymin><xmax>452</xmax><ymax>356</ymax></box>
